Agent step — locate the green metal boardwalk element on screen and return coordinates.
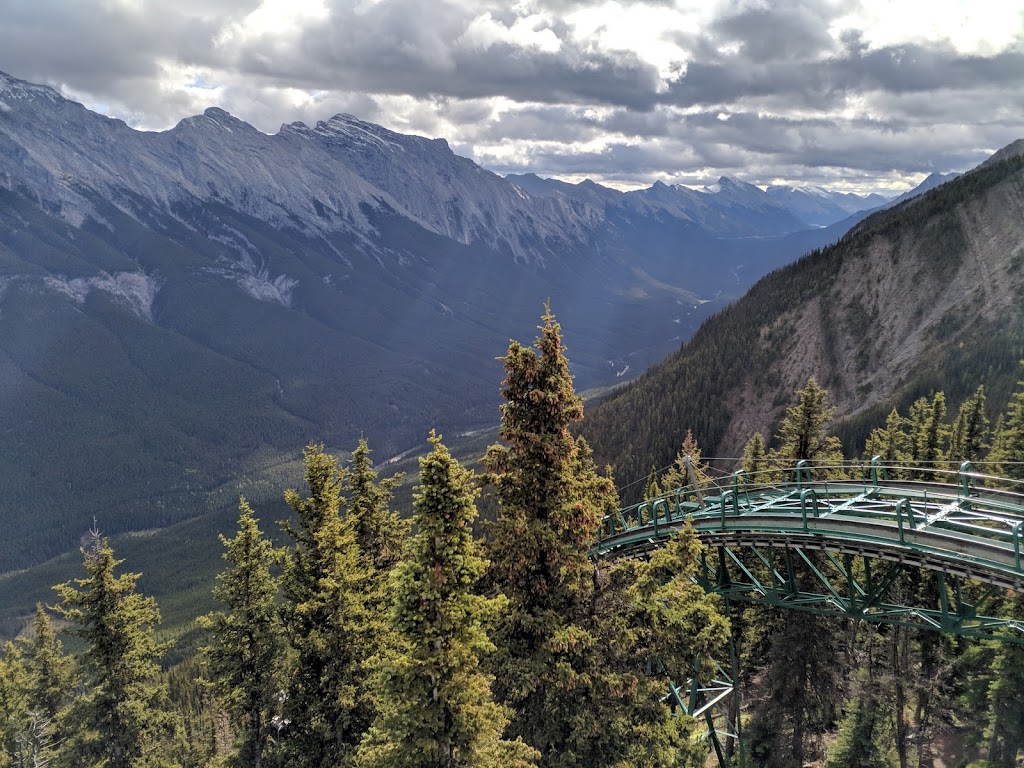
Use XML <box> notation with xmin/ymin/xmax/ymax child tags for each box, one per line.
<box><xmin>593</xmin><ymin>459</ymin><xmax>1024</xmax><ymax>765</ymax></box>
<box><xmin>596</xmin><ymin>459</ymin><xmax>1024</xmax><ymax>641</ymax></box>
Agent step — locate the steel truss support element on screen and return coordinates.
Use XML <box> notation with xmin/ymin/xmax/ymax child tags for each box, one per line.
<box><xmin>666</xmin><ymin>619</ymin><xmax>743</xmax><ymax>768</ymax></box>
<box><xmin>699</xmin><ymin>543</ymin><xmax>1024</xmax><ymax>643</ymax></box>
<box><xmin>599</xmin><ymin>464</ymin><xmax>1024</xmax><ymax>767</ymax></box>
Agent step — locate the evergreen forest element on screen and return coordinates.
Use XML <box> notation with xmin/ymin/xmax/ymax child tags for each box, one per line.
<box><xmin>2</xmin><ymin>311</ymin><xmax>1024</xmax><ymax>768</ymax></box>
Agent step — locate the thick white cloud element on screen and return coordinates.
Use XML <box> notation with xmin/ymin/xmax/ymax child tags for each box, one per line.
<box><xmin>0</xmin><ymin>0</ymin><xmax>1021</xmax><ymax>193</ymax></box>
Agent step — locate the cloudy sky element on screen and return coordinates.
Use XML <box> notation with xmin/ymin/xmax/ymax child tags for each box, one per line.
<box><xmin>2</xmin><ymin>0</ymin><xmax>1022</xmax><ymax>193</ymax></box>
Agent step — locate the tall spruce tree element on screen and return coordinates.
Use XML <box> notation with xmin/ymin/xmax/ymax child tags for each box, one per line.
<box><xmin>825</xmin><ymin>673</ymin><xmax>895</xmax><ymax>768</ymax></box>
<box><xmin>279</xmin><ymin>444</ymin><xmax>374</xmax><ymax>768</ymax></box>
<box><xmin>748</xmin><ymin>379</ymin><xmax>846</xmax><ymax>767</ymax></box>
<box><xmin>486</xmin><ymin>308</ymin><xmax>714</xmax><ymax>767</ymax></box>
<box><xmin>25</xmin><ymin>604</ymin><xmax>72</xmax><ymax>725</ymax></box>
<box><xmin>0</xmin><ymin>607</ymin><xmax>73</xmax><ymax>768</ymax></box>
<box><xmin>911</xmin><ymin>392</ymin><xmax>949</xmax><ymax>481</ymax></box>
<box><xmin>484</xmin><ymin>308</ymin><xmax>615</xmax><ymax>764</ymax></box>
<box><xmin>775</xmin><ymin>377</ymin><xmax>844</xmax><ymax>476</ymax></box>
<box><xmin>357</xmin><ymin>433</ymin><xmax>536</xmax><ymax>768</ymax></box>
<box><xmin>742</xmin><ymin>431</ymin><xmax>772</xmax><ymax>485</ymax></box>
<box><xmin>864</xmin><ymin>408</ymin><xmax>912</xmax><ymax>478</ymax></box>
<box><xmin>0</xmin><ymin>641</ymin><xmax>30</xmax><ymax>767</ymax></box>
<box><xmin>948</xmin><ymin>385</ymin><xmax>989</xmax><ymax>466</ymax></box>
<box><xmin>990</xmin><ymin>368</ymin><xmax>1024</xmax><ymax>483</ymax></box>
<box><xmin>986</xmin><ymin>596</ymin><xmax>1024</xmax><ymax>768</ymax></box>
<box><xmin>201</xmin><ymin>499</ymin><xmax>285</xmax><ymax>768</ymax></box>
<box><xmin>642</xmin><ymin>464</ymin><xmax>663</xmax><ymax>501</ymax></box>
<box><xmin>53</xmin><ymin>536</ymin><xmax>174</xmax><ymax>768</ymax></box>
<box><xmin>19</xmin><ymin>604</ymin><xmax>73</xmax><ymax>766</ymax></box>
<box><xmin>343</xmin><ymin>438</ymin><xmax>407</xmax><ymax>681</ymax></box>
<box><xmin>344</xmin><ymin>438</ymin><xmax>406</xmax><ymax>573</ymax></box>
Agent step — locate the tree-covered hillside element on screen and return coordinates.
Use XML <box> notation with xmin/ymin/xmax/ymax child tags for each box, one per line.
<box><xmin>0</xmin><ymin>313</ymin><xmax>728</xmax><ymax>768</ymax></box>
<box><xmin>583</xmin><ymin>151</ymin><xmax>1024</xmax><ymax>497</ymax></box>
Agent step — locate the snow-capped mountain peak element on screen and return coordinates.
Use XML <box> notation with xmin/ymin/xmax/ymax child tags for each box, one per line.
<box><xmin>0</xmin><ymin>71</ymin><xmax>63</xmax><ymax>102</ymax></box>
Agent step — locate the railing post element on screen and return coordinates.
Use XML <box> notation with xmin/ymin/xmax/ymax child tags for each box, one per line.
<box><xmin>800</xmin><ymin>488</ymin><xmax>818</xmax><ymax>532</ymax></box>
<box><xmin>796</xmin><ymin>460</ymin><xmax>809</xmax><ymax>489</ymax></box>
<box><xmin>1014</xmin><ymin>521</ymin><xmax>1022</xmax><ymax>571</ymax></box>
<box><xmin>732</xmin><ymin>470</ymin><xmax>746</xmax><ymax>496</ymax></box>
<box><xmin>721</xmin><ymin>491</ymin><xmax>735</xmax><ymax>531</ymax></box>
<box><xmin>870</xmin><ymin>455</ymin><xmax>887</xmax><ymax>486</ymax></box>
<box><xmin>896</xmin><ymin>499</ymin><xmax>913</xmax><ymax>544</ymax></box>
<box><xmin>959</xmin><ymin>461</ymin><xmax>975</xmax><ymax>499</ymax></box>
<box><xmin>653</xmin><ymin>499</ymin><xmax>669</xmax><ymax>535</ymax></box>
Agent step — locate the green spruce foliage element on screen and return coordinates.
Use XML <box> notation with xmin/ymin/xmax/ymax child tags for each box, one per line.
<box><xmin>0</xmin><ymin>606</ymin><xmax>73</xmax><ymax>768</ymax></box>
<box><xmin>53</xmin><ymin>536</ymin><xmax>175</xmax><ymax>767</ymax></box>
<box><xmin>990</xmin><ymin>365</ymin><xmax>1024</xmax><ymax>482</ymax></box>
<box><xmin>910</xmin><ymin>392</ymin><xmax>949</xmax><ymax>481</ymax></box>
<box><xmin>864</xmin><ymin>408</ymin><xmax>912</xmax><ymax>478</ymax></box>
<box><xmin>825</xmin><ymin>673</ymin><xmax>896</xmax><ymax>768</ymax></box>
<box><xmin>0</xmin><ymin>641</ymin><xmax>30</xmax><ymax>767</ymax></box>
<box><xmin>278</xmin><ymin>444</ymin><xmax>374</xmax><ymax>768</ymax></box>
<box><xmin>344</xmin><ymin>438</ymin><xmax>407</xmax><ymax>573</ymax></box>
<box><xmin>642</xmin><ymin>464</ymin><xmax>663</xmax><ymax>501</ymax></box>
<box><xmin>200</xmin><ymin>498</ymin><xmax>285</xmax><ymax>768</ymax></box>
<box><xmin>357</xmin><ymin>432</ymin><xmax>537</xmax><ymax>768</ymax></box>
<box><xmin>774</xmin><ymin>377</ymin><xmax>844</xmax><ymax>476</ymax></box>
<box><xmin>948</xmin><ymin>385</ymin><xmax>989</xmax><ymax>465</ymax></box>
<box><xmin>484</xmin><ymin>308</ymin><xmax>617</xmax><ymax>764</ymax></box>
<box><xmin>25</xmin><ymin>605</ymin><xmax>72</xmax><ymax>725</ymax></box>
<box><xmin>617</xmin><ymin>531</ymin><xmax>730</xmax><ymax>767</ymax></box>
<box><xmin>741</xmin><ymin>431</ymin><xmax>772</xmax><ymax>485</ymax></box>
<box><xmin>485</xmin><ymin>308</ymin><xmax>721</xmax><ymax>768</ymax></box>
<box><xmin>986</xmin><ymin>596</ymin><xmax>1024</xmax><ymax>767</ymax></box>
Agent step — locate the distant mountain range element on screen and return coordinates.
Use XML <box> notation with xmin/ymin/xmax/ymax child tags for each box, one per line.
<box><xmin>583</xmin><ymin>142</ymin><xmax>1024</xmax><ymax>495</ymax></box>
<box><xmin>0</xmin><ymin>67</ymin><xmax>938</xmax><ymax>576</ymax></box>
<box><xmin>506</xmin><ymin>172</ymin><xmax>891</xmax><ymax>233</ymax></box>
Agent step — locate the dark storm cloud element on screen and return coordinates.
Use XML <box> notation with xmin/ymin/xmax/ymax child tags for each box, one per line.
<box><xmin>0</xmin><ymin>0</ymin><xmax>259</xmax><ymax>128</ymax></box>
<box><xmin>479</xmin><ymin>99</ymin><xmax>1014</xmax><ymax>190</ymax></box>
<box><xmin>0</xmin><ymin>0</ymin><xmax>1021</xmax><ymax>190</ymax></box>
<box><xmin>663</xmin><ymin>32</ymin><xmax>1024</xmax><ymax>111</ymax></box>
<box><xmin>467</xmin><ymin>104</ymin><xmax>619</xmax><ymax>144</ymax></box>
<box><xmin>0</xmin><ymin>0</ymin><xmax>248</xmax><ymax>89</ymax></box>
<box><xmin>226</xmin><ymin>0</ymin><xmax>666</xmax><ymax>110</ymax></box>
<box><xmin>707</xmin><ymin>0</ymin><xmax>843</xmax><ymax>62</ymax></box>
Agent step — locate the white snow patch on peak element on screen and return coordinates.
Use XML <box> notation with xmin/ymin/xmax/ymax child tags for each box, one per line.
<box><xmin>43</xmin><ymin>271</ymin><xmax>160</xmax><ymax>320</ymax></box>
<box><xmin>0</xmin><ymin>100</ymin><xmax>11</xmax><ymax>113</ymax></box>
<box><xmin>314</xmin><ymin>114</ymin><xmax>406</xmax><ymax>152</ymax></box>
<box><xmin>0</xmin><ymin>72</ymin><xmax>61</xmax><ymax>102</ymax></box>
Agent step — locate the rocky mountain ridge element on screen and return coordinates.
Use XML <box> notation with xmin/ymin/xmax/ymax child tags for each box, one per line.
<box><xmin>2</xmin><ymin>69</ymin><xmax>867</xmax><ymax>268</ymax></box>
<box><xmin>0</xmin><ymin>67</ymin><xmax>952</xmax><ymax>576</ymax></box>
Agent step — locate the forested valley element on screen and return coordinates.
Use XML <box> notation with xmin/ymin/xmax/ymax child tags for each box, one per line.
<box><xmin>3</xmin><ymin>13</ymin><xmax>1024</xmax><ymax>768</ymax></box>
<box><xmin>1</xmin><ymin>307</ymin><xmax>1024</xmax><ymax>768</ymax></box>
